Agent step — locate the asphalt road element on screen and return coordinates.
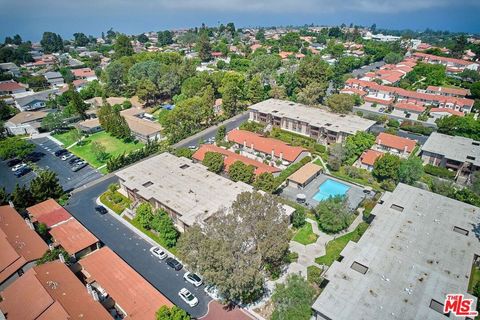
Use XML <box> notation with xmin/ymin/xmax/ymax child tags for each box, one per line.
<box><xmin>65</xmin><ymin>177</ymin><xmax>212</xmax><ymax>318</ymax></box>
<box><xmin>174</xmin><ymin>111</ymin><xmax>249</xmax><ymax>149</ymax></box>
<box><xmin>351</xmin><ymin>60</ymin><xmax>385</xmax><ymax>77</ymax></box>
<box><xmin>0</xmin><ymin>137</ymin><xmax>102</xmax><ymax>193</ymax></box>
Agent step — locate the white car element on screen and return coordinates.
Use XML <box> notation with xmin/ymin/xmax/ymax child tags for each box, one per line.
<box><xmin>149</xmin><ymin>246</ymin><xmax>167</xmax><ymax>260</ymax></box>
<box><xmin>178</xmin><ymin>288</ymin><xmax>198</xmax><ymax>307</ymax></box>
<box><xmin>11</xmin><ymin>163</ymin><xmax>27</xmax><ymax>172</ymax></box>
<box><xmin>61</xmin><ymin>153</ymin><xmax>73</xmax><ymax>161</ymax></box>
<box><xmin>183</xmin><ymin>272</ymin><xmax>203</xmax><ymax>287</ymax></box>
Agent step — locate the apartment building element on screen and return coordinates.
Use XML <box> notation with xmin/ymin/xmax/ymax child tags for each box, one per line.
<box><xmin>312</xmin><ymin>183</ymin><xmax>480</xmax><ymax>320</ymax></box>
<box><xmin>227</xmin><ymin>129</ymin><xmax>310</xmax><ymax>166</ymax></box>
<box><xmin>421</xmin><ymin>132</ymin><xmax>480</xmax><ymax>184</ymax></box>
<box><xmin>425</xmin><ymin>85</ymin><xmax>470</xmax><ymax>98</ymax></box>
<box><xmin>248</xmin><ymin>99</ymin><xmax>375</xmax><ymax>145</ymax></box>
<box><xmin>412</xmin><ymin>52</ymin><xmax>479</xmax><ymax>73</ymax></box>
<box><xmin>344</xmin><ymin>78</ymin><xmax>474</xmax><ymax>113</ymax></box>
<box><xmin>373</xmin><ymin>132</ymin><xmax>417</xmax><ymax>158</ymax></box>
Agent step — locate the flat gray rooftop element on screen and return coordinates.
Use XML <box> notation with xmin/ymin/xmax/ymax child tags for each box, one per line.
<box><xmin>421</xmin><ymin>132</ymin><xmax>480</xmax><ymax>166</ymax></box>
<box><xmin>248</xmin><ymin>99</ymin><xmax>376</xmax><ymax>134</ymax></box>
<box><xmin>312</xmin><ymin>183</ymin><xmax>480</xmax><ymax>320</ymax></box>
<box><xmin>116</xmin><ymin>153</ymin><xmax>253</xmax><ymax>227</ymax></box>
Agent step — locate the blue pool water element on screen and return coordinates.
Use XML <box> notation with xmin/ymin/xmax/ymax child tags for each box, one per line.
<box><xmin>313</xmin><ymin>179</ymin><xmax>350</xmax><ymax>202</ymax></box>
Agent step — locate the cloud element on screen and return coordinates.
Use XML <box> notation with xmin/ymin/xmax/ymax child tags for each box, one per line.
<box><xmin>2</xmin><ymin>0</ymin><xmax>479</xmax><ymax>15</ymax></box>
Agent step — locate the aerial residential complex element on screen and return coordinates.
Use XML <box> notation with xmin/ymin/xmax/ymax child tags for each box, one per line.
<box><xmin>116</xmin><ymin>152</ymin><xmax>255</xmax><ymax>232</ymax></box>
<box><xmin>248</xmin><ymin>99</ymin><xmax>376</xmax><ymax>145</ymax></box>
<box><xmin>421</xmin><ymin>132</ymin><xmax>480</xmax><ymax>184</ymax></box>
<box><xmin>312</xmin><ymin>183</ymin><xmax>480</xmax><ymax>320</ymax></box>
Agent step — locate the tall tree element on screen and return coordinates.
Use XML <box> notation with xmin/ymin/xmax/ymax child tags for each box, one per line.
<box><xmin>247</xmin><ymin>75</ymin><xmax>264</xmax><ymax>104</ymax></box>
<box><xmin>29</xmin><ymin>170</ymin><xmax>64</xmax><ymax>203</ymax></box>
<box><xmin>40</xmin><ymin>32</ymin><xmax>64</xmax><ymax>53</ymax></box>
<box><xmin>73</xmin><ymin>32</ymin><xmax>90</xmax><ymax>47</ymax></box>
<box><xmin>196</xmin><ymin>31</ymin><xmax>212</xmax><ymax>62</ymax></box>
<box><xmin>11</xmin><ymin>184</ymin><xmax>34</xmax><ymax>211</ymax></box>
<box><xmin>325</xmin><ymin>93</ymin><xmax>356</xmax><ymax>114</ymax></box>
<box><xmin>157</xmin><ymin>31</ymin><xmax>173</xmax><ymax>47</ymax></box>
<box><xmin>398</xmin><ymin>157</ymin><xmax>424</xmax><ymax>185</ymax></box>
<box><xmin>177</xmin><ymin>192</ymin><xmax>290</xmax><ymax>303</ymax></box>
<box><xmin>0</xmin><ymin>137</ymin><xmax>35</xmax><ymax>160</ymax></box>
<box><xmin>372</xmin><ymin>153</ymin><xmax>401</xmax><ymax>182</ymax></box>
<box><xmin>253</xmin><ymin>172</ymin><xmax>276</xmax><ymax>193</ymax></box>
<box><xmin>113</xmin><ymin>34</ymin><xmax>134</xmax><ymax>59</ymax></box>
<box><xmin>220</xmin><ymin>72</ymin><xmax>246</xmax><ymax>117</ymax></box>
<box><xmin>202</xmin><ymin>151</ymin><xmax>224</xmax><ymax>173</ymax></box>
<box><xmin>228</xmin><ymin>161</ymin><xmax>255</xmax><ymax>184</ymax></box>
<box><xmin>296</xmin><ymin>55</ymin><xmax>333</xmax><ymax>89</ymax></box>
<box><xmin>156</xmin><ymin>305</ymin><xmax>190</xmax><ymax>320</ymax></box>
<box><xmin>271</xmin><ymin>274</ymin><xmax>316</xmax><ymax>320</ymax></box>
<box><xmin>315</xmin><ymin>196</ymin><xmax>351</xmax><ymax>233</ymax></box>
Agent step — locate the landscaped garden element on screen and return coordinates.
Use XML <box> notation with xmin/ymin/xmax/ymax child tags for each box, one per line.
<box><xmin>67</xmin><ymin>131</ymin><xmax>144</xmax><ymax>168</ymax></box>
<box><xmin>52</xmin><ymin>129</ymin><xmax>81</xmax><ymax>147</ymax></box>
<box><xmin>292</xmin><ymin>222</ymin><xmax>318</xmax><ymax>245</ymax></box>
<box><xmin>315</xmin><ymin>222</ymin><xmax>369</xmax><ymax>266</ymax></box>
<box><xmin>99</xmin><ymin>184</ymin><xmax>131</xmax><ymax>214</ymax></box>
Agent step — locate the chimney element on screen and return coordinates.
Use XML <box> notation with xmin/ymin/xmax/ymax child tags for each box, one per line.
<box><xmin>251</xmin><ymin>143</ymin><xmax>254</xmax><ymax>150</ymax></box>
<box><xmin>280</xmin><ymin>152</ymin><xmax>283</xmax><ymax>161</ymax></box>
<box><xmin>243</xmin><ymin>140</ymin><xmax>246</xmax><ymax>148</ymax></box>
<box><xmin>59</xmin><ymin>253</ymin><xmax>66</xmax><ymax>263</ymax></box>
<box><xmin>378</xmin><ymin>138</ymin><xmax>382</xmax><ymax>146</ymax></box>
<box><xmin>271</xmin><ymin>149</ymin><xmax>275</xmax><ymax>158</ymax></box>
<box><xmin>404</xmin><ymin>145</ymin><xmax>408</xmax><ymax>154</ymax></box>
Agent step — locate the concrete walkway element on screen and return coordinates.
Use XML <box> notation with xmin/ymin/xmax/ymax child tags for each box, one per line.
<box><xmin>314</xmin><ymin>155</ymin><xmax>330</xmax><ymax>174</ymax></box>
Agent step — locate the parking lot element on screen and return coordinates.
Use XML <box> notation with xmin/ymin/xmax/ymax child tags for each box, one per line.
<box><xmin>0</xmin><ymin>136</ymin><xmax>102</xmax><ymax>193</ymax></box>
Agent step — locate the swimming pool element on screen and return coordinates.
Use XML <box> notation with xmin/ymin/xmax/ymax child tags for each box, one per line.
<box><xmin>313</xmin><ymin>179</ymin><xmax>350</xmax><ymax>202</ymax></box>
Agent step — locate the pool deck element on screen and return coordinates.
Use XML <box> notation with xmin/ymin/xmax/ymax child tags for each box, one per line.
<box><xmin>280</xmin><ymin>174</ymin><xmax>367</xmax><ymax>209</ymax></box>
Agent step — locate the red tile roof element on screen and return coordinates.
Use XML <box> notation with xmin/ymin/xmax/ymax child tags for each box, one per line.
<box><xmin>360</xmin><ymin>149</ymin><xmax>384</xmax><ymax>166</ymax></box>
<box><xmin>227</xmin><ymin>129</ymin><xmax>308</xmax><ymax>162</ymax></box>
<box><xmin>27</xmin><ymin>199</ymin><xmax>72</xmax><ymax>228</ymax></box>
<box><xmin>413</xmin><ymin>52</ymin><xmax>475</xmax><ymax>66</ymax></box>
<box><xmin>429</xmin><ymin>108</ymin><xmax>465</xmax><ymax>117</ymax></box>
<box><xmin>0</xmin><ymin>205</ymin><xmax>48</xmax><ymax>283</ymax></box>
<box><xmin>345</xmin><ymin>79</ymin><xmax>474</xmax><ymax>108</ymax></box>
<box><xmin>364</xmin><ymin>96</ymin><xmax>394</xmax><ymax>105</ymax></box>
<box><xmin>0</xmin><ymin>261</ymin><xmax>111</xmax><ymax>320</ymax></box>
<box><xmin>193</xmin><ymin>144</ymin><xmax>281</xmax><ymax>176</ymax></box>
<box><xmin>71</xmin><ymin>68</ymin><xmax>95</xmax><ymax>78</ymax></box>
<box><xmin>49</xmin><ymin>219</ymin><xmax>98</xmax><ymax>255</ymax></box>
<box><xmin>393</xmin><ymin>102</ymin><xmax>426</xmax><ymax>113</ymax></box>
<box><xmin>340</xmin><ymin>87</ymin><xmax>367</xmax><ymax>96</ymax></box>
<box><xmin>376</xmin><ymin>132</ymin><xmax>416</xmax><ymax>153</ymax></box>
<box><xmin>0</xmin><ymin>80</ymin><xmax>24</xmax><ymax>92</ymax></box>
<box><xmin>426</xmin><ymin>86</ymin><xmax>470</xmax><ymax>97</ymax></box>
<box><xmin>79</xmin><ymin>247</ymin><xmax>172</xmax><ymax>320</ymax></box>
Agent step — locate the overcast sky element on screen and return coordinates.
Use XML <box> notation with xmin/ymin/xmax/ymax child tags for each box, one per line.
<box><xmin>1</xmin><ymin>0</ymin><xmax>479</xmax><ymax>41</ymax></box>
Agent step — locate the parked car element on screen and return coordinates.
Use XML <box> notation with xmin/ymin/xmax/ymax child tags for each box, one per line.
<box><xmin>6</xmin><ymin>158</ymin><xmax>21</xmax><ymax>167</ymax></box>
<box><xmin>95</xmin><ymin>206</ymin><xmax>108</xmax><ymax>215</ymax></box>
<box><xmin>25</xmin><ymin>152</ymin><xmax>45</xmax><ymax>162</ymax></box>
<box><xmin>14</xmin><ymin>167</ymin><xmax>31</xmax><ymax>177</ymax></box>
<box><xmin>71</xmin><ymin>162</ymin><xmax>87</xmax><ymax>172</ymax></box>
<box><xmin>183</xmin><ymin>272</ymin><xmax>203</xmax><ymax>287</ymax></box>
<box><xmin>165</xmin><ymin>257</ymin><xmax>183</xmax><ymax>271</ymax></box>
<box><xmin>68</xmin><ymin>156</ymin><xmax>80</xmax><ymax>164</ymax></box>
<box><xmin>54</xmin><ymin>149</ymin><xmax>68</xmax><ymax>157</ymax></box>
<box><xmin>11</xmin><ymin>163</ymin><xmax>27</xmax><ymax>172</ymax></box>
<box><xmin>150</xmin><ymin>247</ymin><xmax>168</xmax><ymax>260</ymax></box>
<box><xmin>188</xmin><ymin>145</ymin><xmax>197</xmax><ymax>150</ymax></box>
<box><xmin>61</xmin><ymin>153</ymin><xmax>73</xmax><ymax>161</ymax></box>
<box><xmin>178</xmin><ymin>288</ymin><xmax>198</xmax><ymax>307</ymax></box>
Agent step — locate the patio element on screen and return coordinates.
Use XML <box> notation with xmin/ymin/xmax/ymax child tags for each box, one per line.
<box><xmin>280</xmin><ymin>173</ymin><xmax>368</xmax><ymax>209</ymax></box>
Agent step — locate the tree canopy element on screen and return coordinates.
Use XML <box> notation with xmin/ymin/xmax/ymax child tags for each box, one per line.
<box><xmin>271</xmin><ymin>274</ymin><xmax>316</xmax><ymax>320</ymax></box>
<box><xmin>202</xmin><ymin>151</ymin><xmax>224</xmax><ymax>173</ymax></box>
<box><xmin>0</xmin><ymin>136</ymin><xmax>35</xmax><ymax>160</ymax></box>
<box><xmin>177</xmin><ymin>192</ymin><xmax>289</xmax><ymax>303</ymax></box>
<box><xmin>315</xmin><ymin>196</ymin><xmax>351</xmax><ymax>233</ymax></box>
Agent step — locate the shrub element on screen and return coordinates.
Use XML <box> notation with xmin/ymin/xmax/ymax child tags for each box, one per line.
<box><xmin>424</xmin><ymin>164</ymin><xmax>456</xmax><ymax>179</ymax></box>
<box><xmin>307</xmin><ymin>265</ymin><xmax>323</xmax><ymax>286</ymax></box>
<box><xmin>315</xmin><ymin>196</ymin><xmax>352</xmax><ymax>233</ymax></box>
<box><xmin>285</xmin><ymin>251</ymin><xmax>299</xmax><ymax>263</ymax></box>
<box><xmin>400</xmin><ymin>121</ymin><xmax>434</xmax><ymax>135</ymax></box>
<box><xmin>239</xmin><ymin>121</ymin><xmax>265</xmax><ymax>133</ymax></box>
<box><xmin>387</xmin><ymin>119</ymin><xmax>400</xmax><ymax>128</ymax></box>
<box><xmin>292</xmin><ymin>207</ymin><xmax>306</xmax><ymax>228</ymax></box>
<box><xmin>314</xmin><ymin>143</ymin><xmax>326</xmax><ymax>153</ymax></box>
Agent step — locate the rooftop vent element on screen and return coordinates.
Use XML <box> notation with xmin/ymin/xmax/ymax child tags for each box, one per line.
<box><xmin>351</xmin><ymin>261</ymin><xmax>369</xmax><ymax>274</ymax></box>
<box><xmin>472</xmin><ymin>142</ymin><xmax>479</xmax><ymax>146</ymax></box>
<box><xmin>467</xmin><ymin>156</ymin><xmax>476</xmax><ymax>161</ymax></box>
<box><xmin>142</xmin><ymin>181</ymin><xmax>153</xmax><ymax>187</ymax></box>
<box><xmin>429</xmin><ymin>299</ymin><xmax>450</xmax><ymax>316</ymax></box>
<box><xmin>453</xmin><ymin>226</ymin><xmax>469</xmax><ymax>236</ymax></box>
<box><xmin>390</xmin><ymin>204</ymin><xmax>404</xmax><ymax>212</ymax></box>
<box><xmin>180</xmin><ymin>164</ymin><xmax>190</xmax><ymax>169</ymax></box>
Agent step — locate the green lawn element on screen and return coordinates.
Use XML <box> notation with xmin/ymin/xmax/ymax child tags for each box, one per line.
<box><xmin>315</xmin><ymin>222</ymin><xmax>369</xmax><ymax>266</ymax></box>
<box><xmin>468</xmin><ymin>266</ymin><xmax>480</xmax><ymax>293</ymax></box>
<box><xmin>69</xmin><ymin>131</ymin><xmax>144</xmax><ymax>168</ymax></box>
<box><xmin>292</xmin><ymin>222</ymin><xmax>318</xmax><ymax>245</ymax></box>
<box><xmin>99</xmin><ymin>190</ymin><xmax>131</xmax><ymax>215</ymax></box>
<box><xmin>126</xmin><ymin>217</ymin><xmax>177</xmax><ymax>255</ymax></box>
<box><xmin>52</xmin><ymin>130</ymin><xmax>80</xmax><ymax>147</ymax></box>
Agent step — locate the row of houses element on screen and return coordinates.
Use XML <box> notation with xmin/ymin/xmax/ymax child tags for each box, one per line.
<box><xmin>412</xmin><ymin>52</ymin><xmax>480</xmax><ymax>73</ymax></box>
<box><xmin>359</xmin><ymin>58</ymin><xmax>417</xmax><ymax>85</ymax></box>
<box><xmin>343</xmin><ymin>78</ymin><xmax>475</xmax><ymax>113</ymax></box>
<box><xmin>0</xmin><ymin>200</ymin><xmax>172</xmax><ymax>319</ymax></box>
